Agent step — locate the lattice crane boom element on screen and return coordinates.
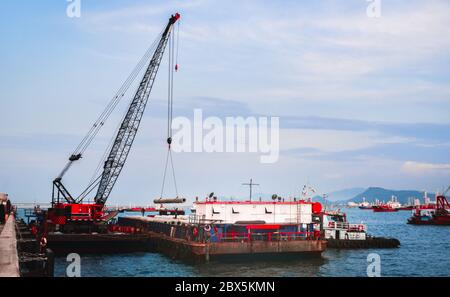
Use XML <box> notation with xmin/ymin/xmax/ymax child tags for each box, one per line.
<box><xmin>52</xmin><ymin>13</ymin><xmax>180</xmax><ymax>206</ymax></box>
<box><xmin>94</xmin><ymin>13</ymin><xmax>180</xmax><ymax>205</ymax></box>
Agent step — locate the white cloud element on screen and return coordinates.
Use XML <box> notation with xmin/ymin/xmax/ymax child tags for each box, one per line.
<box><xmin>402</xmin><ymin>161</ymin><xmax>450</xmax><ymax>173</ymax></box>
<box><xmin>82</xmin><ymin>0</ymin><xmax>205</xmax><ymax>33</ymax></box>
<box><xmin>279</xmin><ymin>128</ymin><xmax>414</xmax><ymax>153</ymax></box>
<box><xmin>70</xmin><ymin>1</ymin><xmax>450</xmax><ymax>123</ymax></box>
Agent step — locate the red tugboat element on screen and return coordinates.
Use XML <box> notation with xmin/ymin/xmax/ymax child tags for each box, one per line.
<box><xmin>408</xmin><ymin>188</ymin><xmax>450</xmax><ymax>225</ymax></box>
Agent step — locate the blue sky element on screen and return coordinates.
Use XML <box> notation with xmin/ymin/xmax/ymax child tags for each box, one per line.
<box><xmin>1</xmin><ymin>0</ymin><xmax>449</xmax><ymax>204</ymax></box>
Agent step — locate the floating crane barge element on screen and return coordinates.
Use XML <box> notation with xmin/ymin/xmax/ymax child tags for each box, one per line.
<box><xmin>31</xmin><ymin>13</ymin><xmax>182</xmax><ymax>251</ymax></box>
<box><xmin>26</xmin><ymin>12</ymin><xmax>329</xmax><ymax>259</ymax></box>
<box><xmin>28</xmin><ymin>195</ymin><xmax>401</xmax><ymax>258</ymax></box>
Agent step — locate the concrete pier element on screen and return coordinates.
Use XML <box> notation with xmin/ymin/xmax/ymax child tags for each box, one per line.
<box><xmin>0</xmin><ymin>214</ymin><xmax>20</xmax><ymax>277</ymax></box>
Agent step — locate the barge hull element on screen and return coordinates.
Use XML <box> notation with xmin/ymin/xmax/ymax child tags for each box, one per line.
<box><xmin>46</xmin><ymin>233</ymin><xmax>150</xmax><ymax>254</ymax></box>
<box><xmin>148</xmin><ymin>231</ymin><xmax>326</xmax><ymax>261</ymax></box>
<box><xmin>327</xmin><ymin>237</ymin><xmax>400</xmax><ymax>249</ymax></box>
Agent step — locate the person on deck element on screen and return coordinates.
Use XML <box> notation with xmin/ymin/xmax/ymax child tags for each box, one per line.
<box><xmin>0</xmin><ymin>202</ymin><xmax>5</xmax><ymax>224</ymax></box>
<box><xmin>5</xmin><ymin>199</ymin><xmax>11</xmax><ymax>219</ymax></box>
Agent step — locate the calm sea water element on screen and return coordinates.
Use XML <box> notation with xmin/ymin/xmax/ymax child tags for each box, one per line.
<box><xmin>47</xmin><ymin>208</ymin><xmax>449</xmax><ymax>277</ymax></box>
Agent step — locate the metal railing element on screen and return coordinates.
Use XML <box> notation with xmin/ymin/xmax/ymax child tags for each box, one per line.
<box><xmin>214</xmin><ymin>231</ymin><xmax>316</xmax><ymax>242</ymax></box>
<box><xmin>325</xmin><ymin>221</ymin><xmax>365</xmax><ymax>231</ymax></box>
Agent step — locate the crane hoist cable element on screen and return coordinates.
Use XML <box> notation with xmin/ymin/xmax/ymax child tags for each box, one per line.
<box><xmin>78</xmin><ymin>74</ymin><xmax>140</xmax><ymax>203</ymax></box>
<box><xmin>56</xmin><ymin>30</ymin><xmax>164</xmax><ymax>181</ymax></box>
<box><xmin>59</xmin><ymin>30</ymin><xmax>164</xmax><ymax>201</ymax></box>
<box><xmin>78</xmin><ymin>43</ymin><xmax>162</xmax><ymax>202</ymax></box>
<box><xmin>74</xmin><ymin>32</ymin><xmax>162</xmax><ymax>156</ymax></box>
<box><xmin>160</xmin><ymin>24</ymin><xmax>180</xmax><ymax>198</ymax></box>
<box><xmin>79</xmin><ymin>94</ymin><xmax>135</xmax><ymax>202</ymax></box>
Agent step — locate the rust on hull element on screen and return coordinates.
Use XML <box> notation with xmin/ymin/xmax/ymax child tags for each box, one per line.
<box><xmin>148</xmin><ymin>231</ymin><xmax>326</xmax><ymax>261</ymax></box>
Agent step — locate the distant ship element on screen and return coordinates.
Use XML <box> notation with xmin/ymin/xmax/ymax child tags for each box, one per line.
<box><xmin>358</xmin><ymin>198</ymin><xmax>372</xmax><ymax>210</ymax></box>
<box><xmin>408</xmin><ymin>190</ymin><xmax>450</xmax><ymax>225</ymax></box>
<box><xmin>372</xmin><ymin>205</ymin><xmax>399</xmax><ymax>212</ymax></box>
<box><xmin>372</xmin><ymin>196</ymin><xmax>401</xmax><ymax>212</ymax></box>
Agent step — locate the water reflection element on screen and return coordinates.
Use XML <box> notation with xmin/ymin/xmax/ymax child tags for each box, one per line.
<box><xmin>193</xmin><ymin>255</ymin><xmax>326</xmax><ymax>277</ymax></box>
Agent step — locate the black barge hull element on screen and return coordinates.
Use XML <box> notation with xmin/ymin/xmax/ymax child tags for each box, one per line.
<box><xmin>327</xmin><ymin>237</ymin><xmax>400</xmax><ymax>249</ymax></box>
<box><xmin>46</xmin><ymin>233</ymin><xmax>150</xmax><ymax>254</ymax></box>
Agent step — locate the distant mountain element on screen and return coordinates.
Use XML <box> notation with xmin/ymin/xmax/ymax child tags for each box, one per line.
<box><xmin>220</xmin><ymin>187</ymin><xmax>432</xmax><ymax>206</ymax></box>
<box><xmin>312</xmin><ymin>187</ymin><xmax>366</xmax><ymax>203</ymax></box>
<box><xmin>310</xmin><ymin>196</ymin><xmax>328</xmax><ymax>205</ymax></box>
<box><xmin>326</xmin><ymin>188</ymin><xmax>366</xmax><ymax>201</ymax></box>
<box><xmin>349</xmin><ymin>187</ymin><xmax>433</xmax><ymax>204</ymax></box>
